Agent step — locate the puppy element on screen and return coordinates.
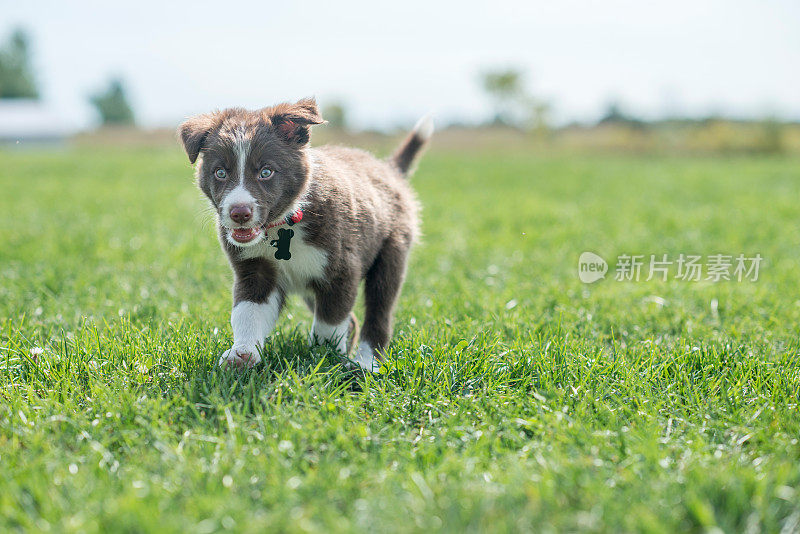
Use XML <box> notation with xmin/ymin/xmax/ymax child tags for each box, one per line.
<box><xmin>178</xmin><ymin>98</ymin><xmax>432</xmax><ymax>371</ymax></box>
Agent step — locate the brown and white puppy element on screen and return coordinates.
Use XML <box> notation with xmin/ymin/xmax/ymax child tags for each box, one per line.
<box><xmin>178</xmin><ymin>98</ymin><xmax>432</xmax><ymax>371</ymax></box>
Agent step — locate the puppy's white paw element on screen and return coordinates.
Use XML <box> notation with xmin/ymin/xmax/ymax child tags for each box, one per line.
<box><xmin>351</xmin><ymin>342</ymin><xmax>379</xmax><ymax>373</ymax></box>
<box><xmin>219</xmin><ymin>344</ymin><xmax>262</xmax><ymax>369</ymax></box>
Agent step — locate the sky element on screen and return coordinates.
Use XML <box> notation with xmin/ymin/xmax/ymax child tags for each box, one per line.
<box><xmin>3</xmin><ymin>0</ymin><xmax>800</xmax><ymax>130</ymax></box>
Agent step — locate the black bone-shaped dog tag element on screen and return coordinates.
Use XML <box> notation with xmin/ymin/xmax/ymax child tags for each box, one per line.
<box><xmin>270</xmin><ymin>228</ymin><xmax>294</xmax><ymax>260</ymax></box>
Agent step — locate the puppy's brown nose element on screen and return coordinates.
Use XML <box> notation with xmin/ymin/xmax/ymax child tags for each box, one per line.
<box><xmin>229</xmin><ymin>204</ymin><xmax>253</xmax><ymax>224</ymax></box>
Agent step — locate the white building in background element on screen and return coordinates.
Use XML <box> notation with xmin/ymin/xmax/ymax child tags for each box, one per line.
<box><xmin>0</xmin><ymin>99</ymin><xmax>72</xmax><ymax>144</ymax></box>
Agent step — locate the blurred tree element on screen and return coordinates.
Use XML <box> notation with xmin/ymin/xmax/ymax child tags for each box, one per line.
<box><xmin>526</xmin><ymin>98</ymin><xmax>552</xmax><ymax>137</ymax></box>
<box><xmin>0</xmin><ymin>28</ymin><xmax>39</xmax><ymax>99</ymax></box>
<box><xmin>480</xmin><ymin>69</ymin><xmax>524</xmax><ymax>126</ymax></box>
<box><xmin>598</xmin><ymin>100</ymin><xmax>645</xmax><ymax>129</ymax></box>
<box><xmin>322</xmin><ymin>101</ymin><xmax>348</xmax><ymax>130</ymax></box>
<box><xmin>90</xmin><ymin>78</ymin><xmax>135</xmax><ymax>125</ymax></box>
<box><xmin>598</xmin><ymin>102</ymin><xmax>625</xmax><ymax>124</ymax></box>
<box><xmin>480</xmin><ymin>68</ymin><xmax>551</xmax><ymax>134</ymax></box>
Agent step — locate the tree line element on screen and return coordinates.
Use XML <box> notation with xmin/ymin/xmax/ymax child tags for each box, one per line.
<box><xmin>0</xmin><ymin>28</ymin><xmax>134</xmax><ymax>125</ymax></box>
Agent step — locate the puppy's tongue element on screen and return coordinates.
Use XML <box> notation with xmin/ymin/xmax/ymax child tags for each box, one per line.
<box><xmin>231</xmin><ymin>227</ymin><xmax>260</xmax><ymax>243</ymax></box>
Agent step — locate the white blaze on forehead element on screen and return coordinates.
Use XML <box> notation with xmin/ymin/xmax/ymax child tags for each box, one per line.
<box><xmin>233</xmin><ymin>127</ymin><xmax>250</xmax><ymax>187</ymax></box>
<box><xmin>220</xmin><ymin>126</ymin><xmax>256</xmax><ymax>224</ymax></box>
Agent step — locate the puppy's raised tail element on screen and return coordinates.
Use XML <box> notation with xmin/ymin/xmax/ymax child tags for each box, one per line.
<box><xmin>392</xmin><ymin>115</ymin><xmax>434</xmax><ymax>177</ymax></box>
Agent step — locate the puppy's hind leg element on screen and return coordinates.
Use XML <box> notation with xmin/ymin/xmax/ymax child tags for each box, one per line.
<box><xmin>358</xmin><ymin>237</ymin><xmax>411</xmax><ymax>372</ymax></box>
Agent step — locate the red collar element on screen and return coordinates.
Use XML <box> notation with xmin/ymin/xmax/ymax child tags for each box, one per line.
<box><xmin>265</xmin><ymin>209</ymin><xmax>303</xmax><ymax>230</ymax></box>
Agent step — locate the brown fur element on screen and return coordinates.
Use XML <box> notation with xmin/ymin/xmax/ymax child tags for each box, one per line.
<box><xmin>178</xmin><ymin>98</ymin><xmax>430</xmax><ymax>366</ymax></box>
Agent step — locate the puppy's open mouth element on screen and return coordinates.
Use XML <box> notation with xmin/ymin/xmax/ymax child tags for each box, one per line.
<box><xmin>229</xmin><ymin>227</ymin><xmax>263</xmax><ymax>244</ymax></box>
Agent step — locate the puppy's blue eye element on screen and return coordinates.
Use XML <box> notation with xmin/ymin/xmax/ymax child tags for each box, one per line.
<box><xmin>259</xmin><ymin>167</ymin><xmax>274</xmax><ymax>180</ymax></box>
<box><xmin>214</xmin><ymin>168</ymin><xmax>227</xmax><ymax>180</ymax></box>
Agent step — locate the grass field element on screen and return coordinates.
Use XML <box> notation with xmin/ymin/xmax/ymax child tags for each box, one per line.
<box><xmin>2</xmin><ymin>143</ymin><xmax>800</xmax><ymax>532</ymax></box>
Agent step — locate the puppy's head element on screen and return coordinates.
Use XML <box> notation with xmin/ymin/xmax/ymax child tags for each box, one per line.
<box><xmin>178</xmin><ymin>98</ymin><xmax>323</xmax><ymax>248</ymax></box>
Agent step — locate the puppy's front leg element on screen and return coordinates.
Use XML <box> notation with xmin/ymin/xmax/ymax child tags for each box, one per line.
<box><xmin>310</xmin><ymin>275</ymin><xmax>360</xmax><ymax>363</ymax></box>
<box><xmin>220</xmin><ymin>259</ymin><xmax>282</xmax><ymax>369</ymax></box>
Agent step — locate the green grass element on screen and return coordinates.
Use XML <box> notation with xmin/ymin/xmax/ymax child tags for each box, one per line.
<box><xmin>2</xmin><ymin>144</ymin><xmax>800</xmax><ymax>532</ymax></box>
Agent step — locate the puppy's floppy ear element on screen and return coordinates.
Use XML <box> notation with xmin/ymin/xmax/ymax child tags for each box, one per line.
<box><xmin>178</xmin><ymin>113</ymin><xmax>219</xmax><ymax>164</ymax></box>
<box><xmin>270</xmin><ymin>97</ymin><xmax>325</xmax><ymax>146</ymax></box>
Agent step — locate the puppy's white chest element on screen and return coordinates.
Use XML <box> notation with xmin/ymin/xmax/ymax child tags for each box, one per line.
<box><xmin>239</xmin><ymin>224</ymin><xmax>328</xmax><ymax>294</ymax></box>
